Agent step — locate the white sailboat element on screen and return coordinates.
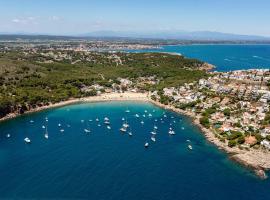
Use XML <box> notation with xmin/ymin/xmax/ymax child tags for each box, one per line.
<box><xmin>84</xmin><ymin>129</ymin><xmax>91</xmax><ymax>133</ymax></box>
<box><xmin>120</xmin><ymin>127</ymin><xmax>127</xmax><ymax>133</ymax></box>
<box><xmin>24</xmin><ymin>137</ymin><xmax>31</xmax><ymax>143</ymax></box>
<box><xmin>44</xmin><ymin>124</ymin><xmax>49</xmax><ymax>139</ymax></box>
<box><xmin>123</xmin><ymin>123</ymin><xmax>129</xmax><ymax>128</ymax></box>
<box><xmin>168</xmin><ymin>127</ymin><xmax>176</xmax><ymax>135</ymax></box>
<box><xmin>151</xmin><ymin>136</ymin><xmax>156</xmax><ymax>142</ymax></box>
<box><xmin>144</xmin><ymin>142</ymin><xmax>149</xmax><ymax>148</ymax></box>
<box><xmin>151</xmin><ymin>131</ymin><xmax>157</xmax><ymax>135</ymax></box>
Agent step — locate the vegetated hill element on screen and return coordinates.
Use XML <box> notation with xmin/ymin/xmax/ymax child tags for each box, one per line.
<box><xmin>0</xmin><ymin>51</ymin><xmax>208</xmax><ymax>118</ymax></box>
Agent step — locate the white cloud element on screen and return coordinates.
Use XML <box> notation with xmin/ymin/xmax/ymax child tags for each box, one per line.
<box><xmin>12</xmin><ymin>18</ymin><xmax>21</xmax><ymax>23</ymax></box>
<box><xmin>11</xmin><ymin>17</ymin><xmax>38</xmax><ymax>25</ymax></box>
<box><xmin>49</xmin><ymin>16</ymin><xmax>61</xmax><ymax>21</ymax></box>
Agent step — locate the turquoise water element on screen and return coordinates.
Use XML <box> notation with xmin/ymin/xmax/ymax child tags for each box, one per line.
<box><xmin>130</xmin><ymin>44</ymin><xmax>270</xmax><ymax>71</ymax></box>
<box><xmin>0</xmin><ymin>101</ymin><xmax>269</xmax><ymax>199</ymax></box>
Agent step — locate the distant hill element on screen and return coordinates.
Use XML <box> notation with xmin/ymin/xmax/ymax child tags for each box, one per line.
<box><xmin>80</xmin><ymin>31</ymin><xmax>270</xmax><ymax>41</ymax></box>
<box><xmin>0</xmin><ymin>31</ymin><xmax>270</xmax><ymax>42</ymax></box>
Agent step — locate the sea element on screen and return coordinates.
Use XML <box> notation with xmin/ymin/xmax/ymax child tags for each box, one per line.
<box><xmin>1</xmin><ymin>45</ymin><xmax>270</xmax><ymax>199</ymax></box>
<box><xmin>0</xmin><ymin>101</ymin><xmax>270</xmax><ymax>199</ymax></box>
<box><xmin>129</xmin><ymin>44</ymin><xmax>270</xmax><ymax>71</ymax></box>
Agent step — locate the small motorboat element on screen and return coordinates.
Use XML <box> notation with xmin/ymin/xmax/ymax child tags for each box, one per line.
<box><xmin>187</xmin><ymin>139</ymin><xmax>191</xmax><ymax>142</ymax></box>
<box><xmin>135</xmin><ymin>114</ymin><xmax>139</xmax><ymax>118</ymax></box>
<box><xmin>148</xmin><ymin>113</ymin><xmax>152</xmax><ymax>117</ymax></box>
<box><xmin>143</xmin><ymin>114</ymin><xmax>146</xmax><ymax>118</ymax></box>
<box><xmin>60</xmin><ymin>129</ymin><xmax>65</xmax><ymax>133</ymax></box>
<box><xmin>44</xmin><ymin>133</ymin><xmax>49</xmax><ymax>139</ymax></box>
<box><xmin>123</xmin><ymin>123</ymin><xmax>129</xmax><ymax>128</ymax></box>
<box><xmin>30</xmin><ymin>120</ymin><xmax>34</xmax><ymax>123</ymax></box>
<box><xmin>120</xmin><ymin>127</ymin><xmax>127</xmax><ymax>132</ymax></box>
<box><xmin>89</xmin><ymin>119</ymin><xmax>93</xmax><ymax>122</ymax></box>
<box><xmin>81</xmin><ymin>120</ymin><xmax>85</xmax><ymax>123</ymax></box>
<box><xmin>107</xmin><ymin>126</ymin><xmax>111</xmax><ymax>130</ymax></box>
<box><xmin>84</xmin><ymin>129</ymin><xmax>91</xmax><ymax>133</ymax></box>
<box><xmin>42</xmin><ymin>125</ymin><xmax>46</xmax><ymax>129</ymax></box>
<box><xmin>6</xmin><ymin>134</ymin><xmax>11</xmax><ymax>138</ymax></box>
<box><xmin>154</xmin><ymin>126</ymin><xmax>158</xmax><ymax>130</ymax></box>
<box><xmin>181</xmin><ymin>127</ymin><xmax>185</xmax><ymax>130</ymax></box>
<box><xmin>24</xmin><ymin>137</ymin><xmax>31</xmax><ymax>143</ymax></box>
<box><xmin>104</xmin><ymin>117</ymin><xmax>109</xmax><ymax>121</ymax></box>
<box><xmin>122</xmin><ymin>118</ymin><xmax>125</xmax><ymax>121</ymax></box>
<box><xmin>98</xmin><ymin>124</ymin><xmax>101</xmax><ymax>127</ymax></box>
<box><xmin>125</xmin><ymin>109</ymin><xmax>130</xmax><ymax>113</ymax></box>
<box><xmin>144</xmin><ymin>142</ymin><xmax>149</xmax><ymax>148</ymax></box>
<box><xmin>144</xmin><ymin>110</ymin><xmax>148</xmax><ymax>113</ymax></box>
<box><xmin>151</xmin><ymin>137</ymin><xmax>156</xmax><ymax>142</ymax></box>
<box><xmin>96</xmin><ymin>118</ymin><xmax>99</xmax><ymax>122</ymax></box>
<box><xmin>151</xmin><ymin>131</ymin><xmax>157</xmax><ymax>135</ymax></box>
<box><xmin>140</xmin><ymin>121</ymin><xmax>144</xmax><ymax>124</ymax></box>
<box><xmin>104</xmin><ymin>121</ymin><xmax>110</xmax><ymax>125</ymax></box>
<box><xmin>58</xmin><ymin>123</ymin><xmax>61</xmax><ymax>127</ymax></box>
<box><xmin>188</xmin><ymin>145</ymin><xmax>193</xmax><ymax>150</ymax></box>
<box><xmin>67</xmin><ymin>124</ymin><xmax>71</xmax><ymax>128</ymax></box>
<box><xmin>128</xmin><ymin>132</ymin><xmax>133</xmax><ymax>136</ymax></box>
<box><xmin>154</xmin><ymin>119</ymin><xmax>158</xmax><ymax>122</ymax></box>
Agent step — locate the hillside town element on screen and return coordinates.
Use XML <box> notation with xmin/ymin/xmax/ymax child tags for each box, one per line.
<box><xmin>86</xmin><ymin>69</ymin><xmax>270</xmax><ymax>151</ymax></box>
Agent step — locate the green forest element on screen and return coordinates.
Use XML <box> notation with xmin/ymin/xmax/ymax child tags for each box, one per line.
<box><xmin>0</xmin><ymin>51</ymin><xmax>208</xmax><ymax>118</ymax></box>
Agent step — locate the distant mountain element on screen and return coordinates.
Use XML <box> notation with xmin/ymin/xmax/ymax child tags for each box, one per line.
<box><xmin>1</xmin><ymin>31</ymin><xmax>270</xmax><ymax>42</ymax></box>
<box><xmin>80</xmin><ymin>31</ymin><xmax>270</xmax><ymax>41</ymax></box>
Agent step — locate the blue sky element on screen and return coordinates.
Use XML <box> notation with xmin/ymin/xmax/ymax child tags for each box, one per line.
<box><xmin>0</xmin><ymin>0</ymin><xmax>269</xmax><ymax>36</ymax></box>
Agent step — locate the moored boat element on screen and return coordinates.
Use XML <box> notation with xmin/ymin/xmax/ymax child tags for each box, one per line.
<box><xmin>24</xmin><ymin>137</ymin><xmax>31</xmax><ymax>143</ymax></box>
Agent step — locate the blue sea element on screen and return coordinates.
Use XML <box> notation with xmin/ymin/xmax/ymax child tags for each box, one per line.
<box><xmin>129</xmin><ymin>44</ymin><xmax>270</xmax><ymax>71</ymax></box>
<box><xmin>0</xmin><ymin>101</ymin><xmax>270</xmax><ymax>199</ymax></box>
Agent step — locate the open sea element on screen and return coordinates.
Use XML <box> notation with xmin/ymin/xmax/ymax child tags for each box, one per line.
<box><xmin>129</xmin><ymin>44</ymin><xmax>270</xmax><ymax>71</ymax></box>
<box><xmin>0</xmin><ymin>101</ymin><xmax>270</xmax><ymax>199</ymax></box>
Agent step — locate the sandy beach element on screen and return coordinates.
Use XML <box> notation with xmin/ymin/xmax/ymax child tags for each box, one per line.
<box><xmin>0</xmin><ymin>92</ymin><xmax>150</xmax><ymax>123</ymax></box>
<box><xmin>0</xmin><ymin>91</ymin><xmax>269</xmax><ymax>178</ymax></box>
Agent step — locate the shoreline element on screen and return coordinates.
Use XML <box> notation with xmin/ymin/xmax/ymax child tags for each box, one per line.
<box><xmin>0</xmin><ymin>92</ymin><xmax>150</xmax><ymax>123</ymax></box>
<box><xmin>0</xmin><ymin>92</ymin><xmax>269</xmax><ymax>179</ymax></box>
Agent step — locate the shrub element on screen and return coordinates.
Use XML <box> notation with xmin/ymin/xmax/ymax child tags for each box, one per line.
<box><xmin>228</xmin><ymin>140</ymin><xmax>237</xmax><ymax>147</ymax></box>
<box><xmin>200</xmin><ymin>116</ymin><xmax>210</xmax><ymax>128</ymax></box>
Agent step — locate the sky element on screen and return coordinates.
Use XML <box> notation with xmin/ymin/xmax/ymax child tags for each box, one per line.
<box><xmin>0</xmin><ymin>0</ymin><xmax>269</xmax><ymax>36</ymax></box>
